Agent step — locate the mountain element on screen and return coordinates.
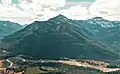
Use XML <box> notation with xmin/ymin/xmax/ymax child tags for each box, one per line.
<box><xmin>0</xmin><ymin>21</ymin><xmax>23</xmax><ymax>39</ymax></box>
<box><xmin>0</xmin><ymin>15</ymin><xmax>118</xmax><ymax>59</ymax></box>
<box><xmin>103</xmin><ymin>32</ymin><xmax>120</xmax><ymax>52</ymax></box>
<box><xmin>75</xmin><ymin>17</ymin><xmax>120</xmax><ymax>53</ymax></box>
<box><xmin>76</xmin><ymin>17</ymin><xmax>120</xmax><ymax>40</ymax></box>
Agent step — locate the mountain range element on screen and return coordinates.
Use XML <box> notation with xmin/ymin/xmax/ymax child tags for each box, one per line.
<box><xmin>76</xmin><ymin>17</ymin><xmax>120</xmax><ymax>40</ymax></box>
<box><xmin>0</xmin><ymin>21</ymin><xmax>23</xmax><ymax>39</ymax></box>
<box><xmin>0</xmin><ymin>15</ymin><xmax>118</xmax><ymax>60</ymax></box>
<box><xmin>75</xmin><ymin>17</ymin><xmax>120</xmax><ymax>53</ymax></box>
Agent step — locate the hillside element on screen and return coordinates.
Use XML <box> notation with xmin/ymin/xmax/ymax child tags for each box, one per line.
<box><xmin>0</xmin><ymin>15</ymin><xmax>118</xmax><ymax>59</ymax></box>
<box><xmin>75</xmin><ymin>17</ymin><xmax>120</xmax><ymax>40</ymax></box>
<box><xmin>75</xmin><ymin>17</ymin><xmax>120</xmax><ymax>53</ymax></box>
<box><xmin>0</xmin><ymin>21</ymin><xmax>23</xmax><ymax>39</ymax></box>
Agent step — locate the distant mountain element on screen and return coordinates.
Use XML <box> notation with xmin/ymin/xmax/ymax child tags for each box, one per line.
<box><xmin>75</xmin><ymin>17</ymin><xmax>120</xmax><ymax>53</ymax></box>
<box><xmin>76</xmin><ymin>17</ymin><xmax>120</xmax><ymax>40</ymax></box>
<box><xmin>0</xmin><ymin>21</ymin><xmax>23</xmax><ymax>39</ymax></box>
<box><xmin>0</xmin><ymin>15</ymin><xmax>118</xmax><ymax>59</ymax></box>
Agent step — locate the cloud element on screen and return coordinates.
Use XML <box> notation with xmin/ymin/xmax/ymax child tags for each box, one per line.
<box><xmin>0</xmin><ymin>0</ymin><xmax>12</xmax><ymax>5</ymax></box>
<box><xmin>39</xmin><ymin>0</ymin><xmax>66</xmax><ymax>7</ymax></box>
<box><xmin>1</xmin><ymin>0</ymin><xmax>120</xmax><ymax>24</ymax></box>
<box><xmin>0</xmin><ymin>0</ymin><xmax>92</xmax><ymax>24</ymax></box>
<box><xmin>89</xmin><ymin>0</ymin><xmax>120</xmax><ymax>21</ymax></box>
<box><xmin>0</xmin><ymin>0</ymin><xmax>66</xmax><ymax>24</ymax></box>
<box><xmin>0</xmin><ymin>3</ymin><xmax>35</xmax><ymax>24</ymax></box>
<box><xmin>60</xmin><ymin>5</ymin><xmax>90</xmax><ymax>20</ymax></box>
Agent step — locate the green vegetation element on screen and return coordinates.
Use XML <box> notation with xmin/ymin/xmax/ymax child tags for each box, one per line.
<box><xmin>23</xmin><ymin>67</ymin><xmax>45</xmax><ymax>74</ymax></box>
<box><xmin>0</xmin><ymin>20</ymin><xmax>23</xmax><ymax>39</ymax></box>
<box><xmin>22</xmin><ymin>62</ymin><xmax>105</xmax><ymax>74</ymax></box>
<box><xmin>0</xmin><ymin>60</ymin><xmax>10</xmax><ymax>68</ymax></box>
<box><xmin>1</xmin><ymin>15</ymin><xmax>118</xmax><ymax>60</ymax></box>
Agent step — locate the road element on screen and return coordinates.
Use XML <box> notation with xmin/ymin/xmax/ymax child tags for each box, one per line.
<box><xmin>20</xmin><ymin>58</ymin><xmax>120</xmax><ymax>72</ymax></box>
<box><xmin>4</xmin><ymin>55</ymin><xmax>120</xmax><ymax>73</ymax></box>
<box><xmin>6</xmin><ymin>59</ymin><xmax>13</xmax><ymax>68</ymax></box>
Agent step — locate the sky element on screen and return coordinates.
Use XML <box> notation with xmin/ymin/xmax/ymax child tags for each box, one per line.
<box><xmin>68</xmin><ymin>0</ymin><xmax>96</xmax><ymax>2</ymax></box>
<box><xmin>0</xmin><ymin>0</ymin><xmax>120</xmax><ymax>24</ymax></box>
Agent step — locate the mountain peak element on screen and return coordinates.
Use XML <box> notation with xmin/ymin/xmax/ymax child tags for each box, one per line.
<box><xmin>92</xmin><ymin>17</ymin><xmax>103</xmax><ymax>19</ymax></box>
<box><xmin>55</xmin><ymin>14</ymin><xmax>67</xmax><ymax>18</ymax></box>
<box><xmin>49</xmin><ymin>14</ymin><xmax>68</xmax><ymax>21</ymax></box>
<box><xmin>88</xmin><ymin>17</ymin><xmax>108</xmax><ymax>21</ymax></box>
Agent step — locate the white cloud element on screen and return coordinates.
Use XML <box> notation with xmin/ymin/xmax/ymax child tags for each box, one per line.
<box><xmin>1</xmin><ymin>0</ymin><xmax>120</xmax><ymax>24</ymax></box>
<box><xmin>39</xmin><ymin>0</ymin><xmax>66</xmax><ymax>7</ymax></box>
<box><xmin>0</xmin><ymin>0</ymin><xmax>92</xmax><ymax>24</ymax></box>
<box><xmin>89</xmin><ymin>0</ymin><xmax>120</xmax><ymax>21</ymax></box>
<box><xmin>0</xmin><ymin>0</ymin><xmax>66</xmax><ymax>24</ymax></box>
<box><xmin>60</xmin><ymin>5</ymin><xmax>90</xmax><ymax>20</ymax></box>
<box><xmin>1</xmin><ymin>0</ymin><xmax>12</xmax><ymax>6</ymax></box>
<box><xmin>0</xmin><ymin>3</ymin><xmax>37</xmax><ymax>24</ymax></box>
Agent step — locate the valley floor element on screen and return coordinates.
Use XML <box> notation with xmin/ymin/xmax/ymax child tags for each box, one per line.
<box><xmin>0</xmin><ymin>57</ymin><xmax>120</xmax><ymax>74</ymax></box>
